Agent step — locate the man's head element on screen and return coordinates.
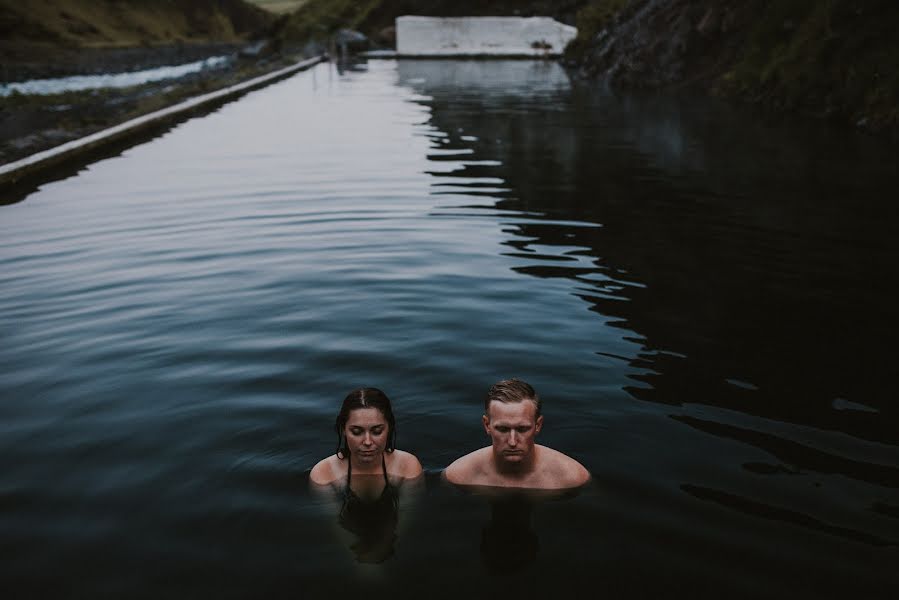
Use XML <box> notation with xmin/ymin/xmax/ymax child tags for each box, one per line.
<box><xmin>482</xmin><ymin>379</ymin><xmax>543</xmax><ymax>467</ymax></box>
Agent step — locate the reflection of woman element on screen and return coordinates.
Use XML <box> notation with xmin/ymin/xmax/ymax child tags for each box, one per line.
<box><xmin>310</xmin><ymin>388</ymin><xmax>422</xmax><ymax>563</ymax></box>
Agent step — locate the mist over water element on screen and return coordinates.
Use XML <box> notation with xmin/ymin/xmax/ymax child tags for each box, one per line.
<box><xmin>1</xmin><ymin>60</ymin><xmax>897</xmax><ymax>598</ymax></box>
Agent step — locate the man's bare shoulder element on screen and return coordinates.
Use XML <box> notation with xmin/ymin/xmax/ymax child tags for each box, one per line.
<box><xmin>537</xmin><ymin>445</ymin><xmax>591</xmax><ymax>488</ymax></box>
<box><xmin>444</xmin><ymin>447</ymin><xmax>492</xmax><ymax>485</ymax></box>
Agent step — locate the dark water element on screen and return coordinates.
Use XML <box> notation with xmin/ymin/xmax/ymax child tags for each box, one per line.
<box><xmin>1</xmin><ymin>60</ymin><xmax>897</xmax><ymax>598</ymax></box>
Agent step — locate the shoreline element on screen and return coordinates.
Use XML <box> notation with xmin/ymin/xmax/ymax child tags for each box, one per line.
<box><xmin>1</xmin><ymin>55</ymin><xmax>324</xmax><ymax>192</ymax></box>
<box><xmin>1</xmin><ymin>42</ymin><xmax>321</xmax><ymax>172</ymax></box>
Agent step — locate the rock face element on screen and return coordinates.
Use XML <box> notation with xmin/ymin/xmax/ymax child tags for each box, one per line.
<box><xmin>333</xmin><ymin>28</ymin><xmax>369</xmax><ymax>56</ymax></box>
<box><xmin>567</xmin><ymin>0</ymin><xmax>899</xmax><ymax>138</ymax></box>
<box><xmin>570</xmin><ymin>0</ymin><xmax>755</xmax><ymax>88</ymax></box>
<box><xmin>396</xmin><ymin>16</ymin><xmax>577</xmax><ymax>57</ymax></box>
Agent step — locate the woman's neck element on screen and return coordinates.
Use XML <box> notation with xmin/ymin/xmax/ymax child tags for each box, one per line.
<box><xmin>350</xmin><ymin>451</ymin><xmax>384</xmax><ymax>475</ymax></box>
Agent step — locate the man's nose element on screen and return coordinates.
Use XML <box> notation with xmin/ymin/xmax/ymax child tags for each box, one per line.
<box><xmin>509</xmin><ymin>430</ymin><xmax>518</xmax><ymax>446</ymax></box>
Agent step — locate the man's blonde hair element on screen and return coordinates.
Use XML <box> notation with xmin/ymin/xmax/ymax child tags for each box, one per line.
<box><xmin>485</xmin><ymin>378</ymin><xmax>541</xmax><ymax>417</ymax></box>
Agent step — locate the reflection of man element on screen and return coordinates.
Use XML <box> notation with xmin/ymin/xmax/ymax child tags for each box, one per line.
<box><xmin>480</xmin><ymin>496</ymin><xmax>539</xmax><ymax>574</ymax></box>
<box><xmin>445</xmin><ymin>379</ymin><xmax>590</xmax><ymax>490</ymax></box>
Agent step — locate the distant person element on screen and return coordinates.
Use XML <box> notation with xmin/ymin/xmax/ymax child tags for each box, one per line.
<box><xmin>310</xmin><ymin>387</ymin><xmax>422</xmax><ymax>563</ymax></box>
<box><xmin>444</xmin><ymin>379</ymin><xmax>590</xmax><ymax>490</ymax></box>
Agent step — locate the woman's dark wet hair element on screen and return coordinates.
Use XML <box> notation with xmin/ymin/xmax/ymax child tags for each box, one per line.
<box><xmin>335</xmin><ymin>387</ymin><xmax>397</xmax><ymax>459</ymax></box>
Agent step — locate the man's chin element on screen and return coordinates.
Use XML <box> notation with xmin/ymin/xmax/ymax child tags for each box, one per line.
<box><xmin>500</xmin><ymin>452</ymin><xmax>526</xmax><ymax>462</ymax></box>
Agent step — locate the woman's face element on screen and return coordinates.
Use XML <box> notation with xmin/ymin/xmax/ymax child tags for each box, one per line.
<box><xmin>344</xmin><ymin>407</ymin><xmax>389</xmax><ymax>464</ymax></box>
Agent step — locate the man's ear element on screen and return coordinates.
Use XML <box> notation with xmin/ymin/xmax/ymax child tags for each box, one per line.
<box><xmin>535</xmin><ymin>415</ymin><xmax>544</xmax><ymax>434</ymax></box>
<box><xmin>482</xmin><ymin>414</ymin><xmax>490</xmax><ymax>434</ymax></box>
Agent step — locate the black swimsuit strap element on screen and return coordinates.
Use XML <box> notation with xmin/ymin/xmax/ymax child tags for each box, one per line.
<box><xmin>346</xmin><ymin>453</ymin><xmax>390</xmax><ymax>487</ymax></box>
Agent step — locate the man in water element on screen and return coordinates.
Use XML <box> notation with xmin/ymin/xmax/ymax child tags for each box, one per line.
<box><xmin>444</xmin><ymin>378</ymin><xmax>590</xmax><ymax>490</ymax></box>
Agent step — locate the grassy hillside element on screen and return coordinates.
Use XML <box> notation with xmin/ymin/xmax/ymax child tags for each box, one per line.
<box><xmin>247</xmin><ymin>0</ymin><xmax>308</xmax><ymax>15</ymax></box>
<box><xmin>720</xmin><ymin>0</ymin><xmax>899</xmax><ymax>131</ymax></box>
<box><xmin>567</xmin><ymin>0</ymin><xmax>899</xmax><ymax>137</ymax></box>
<box><xmin>0</xmin><ymin>0</ymin><xmax>274</xmax><ymax>47</ymax></box>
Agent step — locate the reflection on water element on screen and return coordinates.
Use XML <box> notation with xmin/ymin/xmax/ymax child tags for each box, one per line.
<box><xmin>337</xmin><ymin>473</ymin><xmax>400</xmax><ymax>564</ymax></box>
<box><xmin>399</xmin><ymin>57</ymin><xmax>899</xmax><ymax>444</ymax></box>
<box><xmin>1</xmin><ymin>59</ymin><xmax>897</xmax><ymax>597</ymax></box>
<box><xmin>480</xmin><ymin>497</ymin><xmax>538</xmax><ymax>574</ymax></box>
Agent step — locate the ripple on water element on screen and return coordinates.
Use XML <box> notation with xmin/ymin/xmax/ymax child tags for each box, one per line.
<box><xmin>1</xmin><ymin>60</ymin><xmax>898</xmax><ymax>597</ymax></box>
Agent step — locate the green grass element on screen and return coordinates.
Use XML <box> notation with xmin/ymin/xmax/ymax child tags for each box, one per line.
<box><xmin>246</xmin><ymin>1</ymin><xmax>309</xmax><ymax>15</ymax></box>
<box><xmin>721</xmin><ymin>0</ymin><xmax>899</xmax><ymax>126</ymax></box>
<box><xmin>0</xmin><ymin>0</ymin><xmax>273</xmax><ymax>47</ymax></box>
<box><xmin>279</xmin><ymin>0</ymin><xmax>385</xmax><ymax>43</ymax></box>
<box><xmin>564</xmin><ymin>0</ymin><xmax>628</xmax><ymax>60</ymax></box>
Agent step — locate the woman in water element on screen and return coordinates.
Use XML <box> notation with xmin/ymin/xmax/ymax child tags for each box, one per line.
<box><xmin>310</xmin><ymin>387</ymin><xmax>423</xmax><ymax>562</ymax></box>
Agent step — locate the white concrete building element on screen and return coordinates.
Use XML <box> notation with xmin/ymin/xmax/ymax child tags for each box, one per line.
<box><xmin>395</xmin><ymin>16</ymin><xmax>578</xmax><ymax>57</ymax></box>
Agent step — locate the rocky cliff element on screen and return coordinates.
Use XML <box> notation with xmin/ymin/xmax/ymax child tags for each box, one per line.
<box><xmin>278</xmin><ymin>0</ymin><xmax>898</xmax><ymax>138</ymax></box>
<box><xmin>566</xmin><ymin>0</ymin><xmax>899</xmax><ymax>138</ymax></box>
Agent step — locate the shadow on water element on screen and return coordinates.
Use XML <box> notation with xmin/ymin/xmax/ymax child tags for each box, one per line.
<box><xmin>479</xmin><ymin>496</ymin><xmax>539</xmax><ymax>574</ymax></box>
<box><xmin>336</xmin><ymin>472</ymin><xmax>400</xmax><ymax>564</ymax></box>
<box><xmin>392</xmin><ymin>59</ymin><xmax>899</xmax><ymax>579</ymax></box>
<box><xmin>396</xmin><ymin>58</ymin><xmax>899</xmax><ymax>441</ymax></box>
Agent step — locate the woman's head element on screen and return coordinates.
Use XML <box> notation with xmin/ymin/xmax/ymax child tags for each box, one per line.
<box><xmin>335</xmin><ymin>387</ymin><xmax>397</xmax><ymax>459</ymax></box>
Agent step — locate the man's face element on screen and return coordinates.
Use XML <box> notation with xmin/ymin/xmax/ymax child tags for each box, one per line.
<box><xmin>483</xmin><ymin>400</ymin><xmax>543</xmax><ymax>465</ymax></box>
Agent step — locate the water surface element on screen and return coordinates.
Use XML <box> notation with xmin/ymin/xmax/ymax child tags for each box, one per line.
<box><xmin>1</xmin><ymin>59</ymin><xmax>897</xmax><ymax>598</ymax></box>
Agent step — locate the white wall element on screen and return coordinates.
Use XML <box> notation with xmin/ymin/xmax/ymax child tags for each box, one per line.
<box><xmin>396</xmin><ymin>16</ymin><xmax>578</xmax><ymax>57</ymax></box>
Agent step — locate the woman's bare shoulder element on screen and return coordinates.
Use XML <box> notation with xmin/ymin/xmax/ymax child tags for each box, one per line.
<box><xmin>390</xmin><ymin>449</ymin><xmax>423</xmax><ymax>479</ymax></box>
<box><xmin>309</xmin><ymin>455</ymin><xmax>341</xmax><ymax>485</ymax></box>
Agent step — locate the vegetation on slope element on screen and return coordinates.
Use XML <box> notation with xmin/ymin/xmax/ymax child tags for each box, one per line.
<box><xmin>566</xmin><ymin>0</ymin><xmax>899</xmax><ymax>137</ymax></box>
<box><xmin>563</xmin><ymin>0</ymin><xmax>627</xmax><ymax>60</ymax></box>
<box><xmin>719</xmin><ymin>0</ymin><xmax>899</xmax><ymax>130</ymax></box>
<box><xmin>276</xmin><ymin>0</ymin><xmax>589</xmax><ymax>45</ymax></box>
<box><xmin>0</xmin><ymin>0</ymin><xmax>274</xmax><ymax>47</ymax></box>
<box><xmin>246</xmin><ymin>0</ymin><xmax>308</xmax><ymax>15</ymax></box>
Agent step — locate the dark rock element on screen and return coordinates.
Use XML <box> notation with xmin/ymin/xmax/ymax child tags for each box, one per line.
<box><xmin>333</xmin><ymin>29</ymin><xmax>369</xmax><ymax>56</ymax></box>
<box><xmin>238</xmin><ymin>39</ymin><xmax>277</xmax><ymax>59</ymax></box>
<box><xmin>374</xmin><ymin>26</ymin><xmax>396</xmax><ymax>49</ymax></box>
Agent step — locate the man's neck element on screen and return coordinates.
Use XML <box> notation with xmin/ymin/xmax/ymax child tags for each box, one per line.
<box><xmin>493</xmin><ymin>447</ymin><xmax>539</xmax><ymax>479</ymax></box>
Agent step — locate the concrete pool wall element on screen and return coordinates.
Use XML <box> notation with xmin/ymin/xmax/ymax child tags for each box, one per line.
<box><xmin>396</xmin><ymin>16</ymin><xmax>578</xmax><ymax>57</ymax></box>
